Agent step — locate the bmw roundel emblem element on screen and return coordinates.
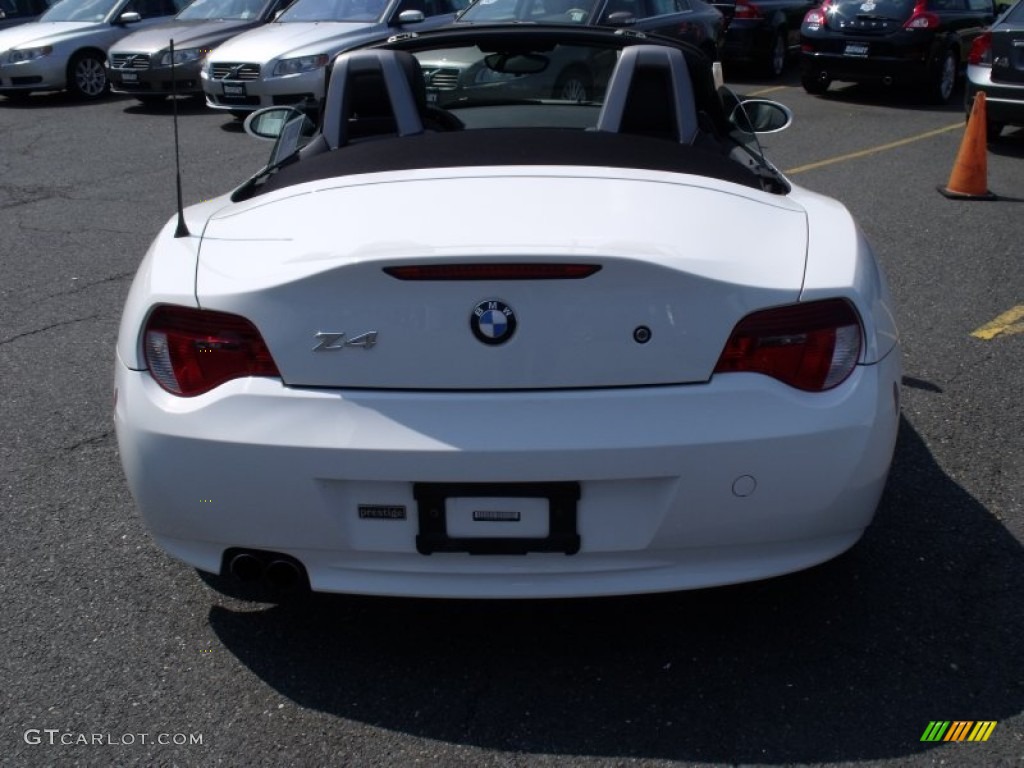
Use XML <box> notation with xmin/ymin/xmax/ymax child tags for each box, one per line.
<box><xmin>471</xmin><ymin>299</ymin><xmax>517</xmax><ymax>345</ymax></box>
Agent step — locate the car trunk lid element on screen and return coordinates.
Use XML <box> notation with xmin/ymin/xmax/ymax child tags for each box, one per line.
<box><xmin>196</xmin><ymin>168</ymin><xmax>808</xmax><ymax>390</ymax></box>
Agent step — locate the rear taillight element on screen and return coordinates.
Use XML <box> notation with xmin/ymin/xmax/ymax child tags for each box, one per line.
<box><xmin>714</xmin><ymin>299</ymin><xmax>863</xmax><ymax>392</ymax></box>
<box><xmin>143</xmin><ymin>306</ymin><xmax>280</xmax><ymax>397</ymax></box>
<box><xmin>968</xmin><ymin>31</ymin><xmax>992</xmax><ymax>66</ymax></box>
<box><xmin>904</xmin><ymin>1</ymin><xmax>939</xmax><ymax>29</ymax></box>
<box><xmin>734</xmin><ymin>0</ymin><xmax>763</xmax><ymax>19</ymax></box>
<box><xmin>804</xmin><ymin>7</ymin><xmax>827</xmax><ymax>26</ymax></box>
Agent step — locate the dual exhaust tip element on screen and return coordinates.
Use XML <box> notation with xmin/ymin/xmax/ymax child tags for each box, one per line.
<box><xmin>223</xmin><ymin>548</ymin><xmax>309</xmax><ymax>593</ymax></box>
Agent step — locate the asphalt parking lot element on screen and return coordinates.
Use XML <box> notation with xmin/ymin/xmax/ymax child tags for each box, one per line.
<box><xmin>1</xmin><ymin>66</ymin><xmax>1022</xmax><ymax>766</ymax></box>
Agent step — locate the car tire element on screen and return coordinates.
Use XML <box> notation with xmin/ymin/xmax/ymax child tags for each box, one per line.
<box><xmin>986</xmin><ymin>120</ymin><xmax>1004</xmax><ymax>142</ymax></box>
<box><xmin>67</xmin><ymin>52</ymin><xmax>109</xmax><ymax>100</ymax></box>
<box><xmin>929</xmin><ymin>47</ymin><xmax>958</xmax><ymax>104</ymax></box>
<box><xmin>136</xmin><ymin>95</ymin><xmax>168</xmax><ymax>106</ymax></box>
<box><xmin>802</xmin><ymin>72</ymin><xmax>830</xmax><ymax>95</ymax></box>
<box><xmin>762</xmin><ymin>28</ymin><xmax>787</xmax><ymax>78</ymax></box>
<box><xmin>553</xmin><ymin>68</ymin><xmax>592</xmax><ymax>102</ymax></box>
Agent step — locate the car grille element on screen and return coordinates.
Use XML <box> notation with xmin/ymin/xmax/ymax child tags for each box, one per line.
<box><xmin>210</xmin><ymin>63</ymin><xmax>261</xmax><ymax>81</ymax></box>
<box><xmin>423</xmin><ymin>67</ymin><xmax>460</xmax><ymax>90</ymax></box>
<box><xmin>111</xmin><ymin>53</ymin><xmax>151</xmax><ymax>70</ymax></box>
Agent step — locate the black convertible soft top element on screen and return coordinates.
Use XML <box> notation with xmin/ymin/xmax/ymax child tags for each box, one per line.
<box><xmin>255</xmin><ymin>127</ymin><xmax>765</xmax><ymax>195</ymax></box>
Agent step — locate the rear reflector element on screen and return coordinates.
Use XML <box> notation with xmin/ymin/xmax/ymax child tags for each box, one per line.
<box><xmin>714</xmin><ymin>299</ymin><xmax>863</xmax><ymax>391</ymax></box>
<box><xmin>143</xmin><ymin>306</ymin><xmax>280</xmax><ymax>397</ymax></box>
<box><xmin>383</xmin><ymin>264</ymin><xmax>601</xmax><ymax>280</ymax></box>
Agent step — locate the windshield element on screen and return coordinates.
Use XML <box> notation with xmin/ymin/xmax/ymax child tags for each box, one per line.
<box><xmin>277</xmin><ymin>0</ymin><xmax>388</xmax><ymax>22</ymax></box>
<box><xmin>236</xmin><ymin>33</ymin><xmax>789</xmax><ymax>201</ymax></box>
<box><xmin>41</xmin><ymin>0</ymin><xmax>119</xmax><ymax>21</ymax></box>
<box><xmin>177</xmin><ymin>0</ymin><xmax>267</xmax><ymax>19</ymax></box>
<box><xmin>416</xmin><ymin>43</ymin><xmax>617</xmax><ymax>111</ymax></box>
<box><xmin>460</xmin><ymin>0</ymin><xmax>597</xmax><ymax>23</ymax></box>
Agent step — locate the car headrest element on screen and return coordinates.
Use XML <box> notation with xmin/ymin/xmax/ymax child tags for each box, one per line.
<box><xmin>595</xmin><ymin>45</ymin><xmax>699</xmax><ymax>144</ymax></box>
<box><xmin>322</xmin><ymin>49</ymin><xmax>427</xmax><ymax>149</ymax></box>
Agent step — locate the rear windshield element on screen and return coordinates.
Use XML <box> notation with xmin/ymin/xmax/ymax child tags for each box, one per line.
<box><xmin>1005</xmin><ymin>0</ymin><xmax>1024</xmax><ymax>21</ymax></box>
<box><xmin>827</xmin><ymin>0</ymin><xmax>917</xmax><ymax>19</ymax></box>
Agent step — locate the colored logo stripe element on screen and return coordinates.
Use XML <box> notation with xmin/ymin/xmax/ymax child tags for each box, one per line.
<box><xmin>945</xmin><ymin>721</ymin><xmax>973</xmax><ymax>741</ymax></box>
<box><xmin>968</xmin><ymin>722</ymin><xmax>997</xmax><ymax>742</ymax></box>
<box><xmin>921</xmin><ymin>721</ymin><xmax>997</xmax><ymax>742</ymax></box>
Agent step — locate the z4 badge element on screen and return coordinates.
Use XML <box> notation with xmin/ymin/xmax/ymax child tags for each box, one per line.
<box><xmin>313</xmin><ymin>331</ymin><xmax>378</xmax><ymax>351</ymax></box>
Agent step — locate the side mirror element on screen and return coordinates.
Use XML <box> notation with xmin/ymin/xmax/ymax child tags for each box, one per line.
<box><xmin>117</xmin><ymin>10</ymin><xmax>141</xmax><ymax>22</ymax></box>
<box><xmin>244</xmin><ymin>106</ymin><xmax>306</xmax><ymax>140</ymax></box>
<box><xmin>731</xmin><ymin>98</ymin><xmax>793</xmax><ymax>134</ymax></box>
<box><xmin>604</xmin><ymin>10</ymin><xmax>635</xmax><ymax>25</ymax></box>
<box><xmin>396</xmin><ymin>8</ymin><xmax>425</xmax><ymax>22</ymax></box>
<box><xmin>245</xmin><ymin>105</ymin><xmax>317</xmax><ymax>167</ymax></box>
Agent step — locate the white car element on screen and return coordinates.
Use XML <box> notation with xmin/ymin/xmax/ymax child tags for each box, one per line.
<box><xmin>0</xmin><ymin>0</ymin><xmax>186</xmax><ymax>100</ymax></box>
<box><xmin>116</xmin><ymin>26</ymin><xmax>902</xmax><ymax>600</ymax></box>
<box><xmin>200</xmin><ymin>0</ymin><xmax>465</xmax><ymax>114</ymax></box>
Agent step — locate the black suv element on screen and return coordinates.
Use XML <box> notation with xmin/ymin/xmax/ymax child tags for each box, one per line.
<box><xmin>800</xmin><ymin>0</ymin><xmax>997</xmax><ymax>102</ymax></box>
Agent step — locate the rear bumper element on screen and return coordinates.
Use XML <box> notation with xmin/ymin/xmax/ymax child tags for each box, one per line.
<box><xmin>115</xmin><ymin>350</ymin><xmax>901</xmax><ymax>598</ymax></box>
<box><xmin>965</xmin><ymin>63</ymin><xmax>1024</xmax><ymax>127</ymax></box>
<box><xmin>799</xmin><ymin>38</ymin><xmax>935</xmax><ymax>84</ymax></box>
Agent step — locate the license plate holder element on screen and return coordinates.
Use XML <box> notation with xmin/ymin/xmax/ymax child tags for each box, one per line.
<box><xmin>414</xmin><ymin>482</ymin><xmax>581</xmax><ymax>555</ymax></box>
<box><xmin>223</xmin><ymin>82</ymin><xmax>247</xmax><ymax>97</ymax></box>
<box><xmin>121</xmin><ymin>71</ymin><xmax>138</xmax><ymax>82</ymax></box>
<box><xmin>844</xmin><ymin>43</ymin><xmax>869</xmax><ymax>57</ymax></box>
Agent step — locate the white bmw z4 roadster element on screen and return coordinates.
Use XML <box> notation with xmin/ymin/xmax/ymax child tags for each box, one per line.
<box><xmin>114</xmin><ymin>25</ymin><xmax>902</xmax><ymax>599</ymax></box>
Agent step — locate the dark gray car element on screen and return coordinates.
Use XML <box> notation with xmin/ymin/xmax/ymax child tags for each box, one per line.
<box><xmin>106</xmin><ymin>0</ymin><xmax>294</xmax><ymax>104</ymax></box>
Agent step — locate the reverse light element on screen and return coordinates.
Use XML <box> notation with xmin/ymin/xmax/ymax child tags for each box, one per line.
<box><xmin>968</xmin><ymin>31</ymin><xmax>992</xmax><ymax>66</ymax></box>
<box><xmin>143</xmin><ymin>306</ymin><xmax>280</xmax><ymax>397</ymax></box>
<box><xmin>714</xmin><ymin>299</ymin><xmax>863</xmax><ymax>391</ymax></box>
<box><xmin>903</xmin><ymin>1</ymin><xmax>939</xmax><ymax>29</ymax></box>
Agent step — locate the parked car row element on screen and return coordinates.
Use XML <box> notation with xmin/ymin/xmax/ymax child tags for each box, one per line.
<box><xmin>1</xmin><ymin>0</ymin><xmax>1020</xmax><ymax>133</ymax></box>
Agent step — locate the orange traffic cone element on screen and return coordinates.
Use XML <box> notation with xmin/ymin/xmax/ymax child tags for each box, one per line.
<box><xmin>938</xmin><ymin>92</ymin><xmax>996</xmax><ymax>200</ymax></box>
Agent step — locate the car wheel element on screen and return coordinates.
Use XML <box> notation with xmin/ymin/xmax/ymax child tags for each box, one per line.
<box><xmin>553</xmin><ymin>68</ymin><xmax>592</xmax><ymax>102</ymax></box>
<box><xmin>136</xmin><ymin>95</ymin><xmax>167</xmax><ymax>106</ymax></box>
<box><xmin>762</xmin><ymin>28</ymin><xmax>787</xmax><ymax>78</ymax></box>
<box><xmin>929</xmin><ymin>48</ymin><xmax>957</xmax><ymax>104</ymax></box>
<box><xmin>67</xmin><ymin>52</ymin><xmax>109</xmax><ymax>100</ymax></box>
<box><xmin>802</xmin><ymin>72</ymin><xmax>830</xmax><ymax>95</ymax></box>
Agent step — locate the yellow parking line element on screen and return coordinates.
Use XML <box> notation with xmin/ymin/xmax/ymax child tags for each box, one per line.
<box><xmin>785</xmin><ymin>122</ymin><xmax>964</xmax><ymax>175</ymax></box>
<box><xmin>971</xmin><ymin>305</ymin><xmax>1024</xmax><ymax>340</ymax></box>
<box><xmin>746</xmin><ymin>85</ymin><xmax>790</xmax><ymax>97</ymax></box>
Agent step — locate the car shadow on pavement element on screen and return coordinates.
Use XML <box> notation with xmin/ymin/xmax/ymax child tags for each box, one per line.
<box><xmin>207</xmin><ymin>414</ymin><xmax>1023</xmax><ymax>763</ymax></box>
<box><xmin>122</xmin><ymin>96</ymin><xmax>210</xmax><ymax>117</ymax></box>
<box><xmin>0</xmin><ymin>92</ymin><xmax>136</xmax><ymax>110</ymax></box>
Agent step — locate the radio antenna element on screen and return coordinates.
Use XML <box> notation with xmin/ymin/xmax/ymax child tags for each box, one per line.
<box><xmin>170</xmin><ymin>38</ymin><xmax>190</xmax><ymax>238</ymax></box>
